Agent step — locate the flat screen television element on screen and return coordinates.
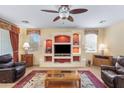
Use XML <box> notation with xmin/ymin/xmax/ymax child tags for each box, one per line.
<box><xmin>54</xmin><ymin>44</ymin><xmax>71</xmax><ymax>54</ymax></box>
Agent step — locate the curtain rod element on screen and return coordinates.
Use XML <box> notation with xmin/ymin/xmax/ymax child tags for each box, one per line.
<box><xmin>0</xmin><ymin>18</ymin><xmax>17</xmax><ymax>27</ymax></box>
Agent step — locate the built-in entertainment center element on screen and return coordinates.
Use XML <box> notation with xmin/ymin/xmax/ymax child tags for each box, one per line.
<box><xmin>40</xmin><ymin>32</ymin><xmax>84</xmax><ymax>67</ymax></box>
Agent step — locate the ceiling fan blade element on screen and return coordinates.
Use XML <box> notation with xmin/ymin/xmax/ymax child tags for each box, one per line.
<box><xmin>70</xmin><ymin>8</ymin><xmax>88</xmax><ymax>14</ymax></box>
<box><xmin>67</xmin><ymin>16</ymin><xmax>74</xmax><ymax>22</ymax></box>
<box><xmin>53</xmin><ymin>16</ymin><xmax>60</xmax><ymax>22</ymax></box>
<box><xmin>41</xmin><ymin>10</ymin><xmax>58</xmax><ymax>13</ymax></box>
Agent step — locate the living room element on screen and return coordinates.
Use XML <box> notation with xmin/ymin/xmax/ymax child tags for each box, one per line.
<box><xmin>0</xmin><ymin>5</ymin><xmax>124</xmax><ymax>89</ymax></box>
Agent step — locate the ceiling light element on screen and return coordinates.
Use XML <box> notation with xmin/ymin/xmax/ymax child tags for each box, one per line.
<box><xmin>21</xmin><ymin>20</ymin><xmax>29</xmax><ymax>24</ymax></box>
<box><xmin>99</xmin><ymin>20</ymin><xmax>106</xmax><ymax>23</ymax></box>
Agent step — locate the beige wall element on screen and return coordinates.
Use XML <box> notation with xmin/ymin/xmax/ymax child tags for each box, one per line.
<box><xmin>19</xmin><ymin>28</ymin><xmax>105</xmax><ymax>66</ymax></box>
<box><xmin>105</xmin><ymin>21</ymin><xmax>124</xmax><ymax>56</ymax></box>
<box><xmin>19</xmin><ymin>28</ymin><xmax>42</xmax><ymax>65</ymax></box>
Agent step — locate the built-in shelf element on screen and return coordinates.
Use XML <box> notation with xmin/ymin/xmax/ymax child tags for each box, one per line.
<box><xmin>54</xmin><ymin>43</ymin><xmax>71</xmax><ymax>45</ymax></box>
<box><xmin>54</xmin><ymin>59</ymin><xmax>71</xmax><ymax>63</ymax></box>
<box><xmin>55</xmin><ymin>35</ymin><xmax>70</xmax><ymax>43</ymax></box>
<box><xmin>54</xmin><ymin>56</ymin><xmax>71</xmax><ymax>59</ymax></box>
<box><xmin>44</xmin><ymin>33</ymin><xmax>81</xmax><ymax>63</ymax></box>
<box><xmin>73</xmin><ymin>45</ymin><xmax>80</xmax><ymax>47</ymax></box>
<box><xmin>72</xmin><ymin>33</ymin><xmax>80</xmax><ymax>62</ymax></box>
<box><xmin>73</xmin><ymin>53</ymin><xmax>80</xmax><ymax>55</ymax></box>
<box><xmin>45</xmin><ymin>54</ymin><xmax>53</xmax><ymax>56</ymax></box>
<box><xmin>46</xmin><ymin>39</ymin><xmax>52</xmax><ymax>54</ymax></box>
<box><xmin>73</xmin><ymin>33</ymin><xmax>79</xmax><ymax>45</ymax></box>
<box><xmin>45</xmin><ymin>56</ymin><xmax>52</xmax><ymax>62</ymax></box>
<box><xmin>73</xmin><ymin>56</ymin><xmax>80</xmax><ymax>62</ymax></box>
<box><xmin>73</xmin><ymin>47</ymin><xmax>79</xmax><ymax>53</ymax></box>
<box><xmin>54</xmin><ymin>54</ymin><xmax>71</xmax><ymax>56</ymax></box>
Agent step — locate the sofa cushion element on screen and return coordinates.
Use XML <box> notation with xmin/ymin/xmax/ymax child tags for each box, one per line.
<box><xmin>116</xmin><ymin>62</ymin><xmax>124</xmax><ymax>74</ymax></box>
<box><xmin>102</xmin><ymin>70</ymin><xmax>117</xmax><ymax>83</ymax></box>
<box><xmin>112</xmin><ymin>57</ymin><xmax>118</xmax><ymax>66</ymax></box>
<box><xmin>0</xmin><ymin>54</ymin><xmax>12</xmax><ymax>64</ymax></box>
<box><xmin>118</xmin><ymin>57</ymin><xmax>124</xmax><ymax>67</ymax></box>
<box><xmin>15</xmin><ymin>66</ymin><xmax>25</xmax><ymax>75</ymax></box>
<box><xmin>0</xmin><ymin>62</ymin><xmax>14</xmax><ymax>69</ymax></box>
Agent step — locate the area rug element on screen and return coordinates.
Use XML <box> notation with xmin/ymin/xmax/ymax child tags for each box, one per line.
<box><xmin>13</xmin><ymin>70</ymin><xmax>106</xmax><ymax>88</ymax></box>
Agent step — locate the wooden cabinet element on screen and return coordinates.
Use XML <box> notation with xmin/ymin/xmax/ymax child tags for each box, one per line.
<box><xmin>93</xmin><ymin>55</ymin><xmax>112</xmax><ymax>66</ymax></box>
<box><xmin>21</xmin><ymin>54</ymin><xmax>33</xmax><ymax>67</ymax></box>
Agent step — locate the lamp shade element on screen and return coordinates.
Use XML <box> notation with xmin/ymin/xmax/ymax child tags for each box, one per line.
<box><xmin>99</xmin><ymin>44</ymin><xmax>107</xmax><ymax>56</ymax></box>
<box><xmin>99</xmin><ymin>44</ymin><xmax>107</xmax><ymax>50</ymax></box>
<box><xmin>23</xmin><ymin>42</ymin><xmax>30</xmax><ymax>49</ymax></box>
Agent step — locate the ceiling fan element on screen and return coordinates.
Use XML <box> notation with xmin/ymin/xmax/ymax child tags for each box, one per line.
<box><xmin>41</xmin><ymin>5</ymin><xmax>88</xmax><ymax>22</ymax></box>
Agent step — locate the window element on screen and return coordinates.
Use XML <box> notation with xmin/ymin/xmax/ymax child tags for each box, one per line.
<box><xmin>0</xmin><ymin>29</ymin><xmax>13</xmax><ymax>55</ymax></box>
<box><xmin>85</xmin><ymin>30</ymin><xmax>98</xmax><ymax>53</ymax></box>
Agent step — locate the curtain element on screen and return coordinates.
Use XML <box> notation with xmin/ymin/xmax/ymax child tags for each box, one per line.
<box><xmin>9</xmin><ymin>25</ymin><xmax>20</xmax><ymax>62</ymax></box>
<box><xmin>85</xmin><ymin>29</ymin><xmax>98</xmax><ymax>35</ymax></box>
<box><xmin>27</xmin><ymin>28</ymin><xmax>41</xmax><ymax>35</ymax></box>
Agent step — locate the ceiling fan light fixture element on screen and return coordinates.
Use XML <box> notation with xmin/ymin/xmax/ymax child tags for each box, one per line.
<box><xmin>41</xmin><ymin>5</ymin><xmax>88</xmax><ymax>22</ymax></box>
<box><xmin>58</xmin><ymin>5</ymin><xmax>70</xmax><ymax>19</ymax></box>
<box><xmin>59</xmin><ymin>12</ymin><xmax>69</xmax><ymax>19</ymax></box>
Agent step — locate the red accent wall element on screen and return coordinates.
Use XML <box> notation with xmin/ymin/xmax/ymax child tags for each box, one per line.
<box><xmin>55</xmin><ymin>35</ymin><xmax>70</xmax><ymax>43</ymax></box>
<box><xmin>73</xmin><ymin>56</ymin><xmax>80</xmax><ymax>61</ymax></box>
<box><xmin>45</xmin><ymin>56</ymin><xmax>52</xmax><ymax>62</ymax></box>
<box><xmin>73</xmin><ymin>47</ymin><xmax>79</xmax><ymax>53</ymax></box>
<box><xmin>54</xmin><ymin>59</ymin><xmax>71</xmax><ymax>63</ymax></box>
<box><xmin>46</xmin><ymin>39</ymin><xmax>52</xmax><ymax>48</ymax></box>
<box><xmin>73</xmin><ymin>33</ymin><xmax>79</xmax><ymax>45</ymax></box>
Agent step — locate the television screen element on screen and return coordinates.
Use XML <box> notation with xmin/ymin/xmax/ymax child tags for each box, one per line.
<box><xmin>54</xmin><ymin>45</ymin><xmax>71</xmax><ymax>54</ymax></box>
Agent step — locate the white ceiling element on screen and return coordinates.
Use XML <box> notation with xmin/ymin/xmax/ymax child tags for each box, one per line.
<box><xmin>0</xmin><ymin>5</ymin><xmax>124</xmax><ymax>28</ymax></box>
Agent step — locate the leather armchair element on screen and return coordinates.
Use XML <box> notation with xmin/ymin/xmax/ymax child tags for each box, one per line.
<box><xmin>101</xmin><ymin>57</ymin><xmax>124</xmax><ymax>88</ymax></box>
<box><xmin>0</xmin><ymin>54</ymin><xmax>26</xmax><ymax>83</ymax></box>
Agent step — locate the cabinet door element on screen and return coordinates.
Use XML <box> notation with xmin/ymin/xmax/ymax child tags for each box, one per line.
<box><xmin>21</xmin><ymin>55</ymin><xmax>26</xmax><ymax>62</ymax></box>
<box><xmin>93</xmin><ymin>55</ymin><xmax>112</xmax><ymax>66</ymax></box>
<box><xmin>26</xmin><ymin>56</ymin><xmax>33</xmax><ymax>66</ymax></box>
<box><xmin>21</xmin><ymin>54</ymin><xmax>33</xmax><ymax>66</ymax></box>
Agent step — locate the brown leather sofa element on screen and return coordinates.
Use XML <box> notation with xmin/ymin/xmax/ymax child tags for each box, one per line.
<box><xmin>101</xmin><ymin>56</ymin><xmax>124</xmax><ymax>88</ymax></box>
<box><xmin>0</xmin><ymin>54</ymin><xmax>26</xmax><ymax>83</ymax></box>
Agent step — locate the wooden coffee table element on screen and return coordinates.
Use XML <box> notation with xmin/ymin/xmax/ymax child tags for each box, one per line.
<box><xmin>45</xmin><ymin>70</ymin><xmax>81</xmax><ymax>88</ymax></box>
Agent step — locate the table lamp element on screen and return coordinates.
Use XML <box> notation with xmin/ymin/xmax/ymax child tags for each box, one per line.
<box><xmin>99</xmin><ymin>44</ymin><xmax>107</xmax><ymax>56</ymax></box>
<box><xmin>23</xmin><ymin>42</ymin><xmax>30</xmax><ymax>54</ymax></box>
